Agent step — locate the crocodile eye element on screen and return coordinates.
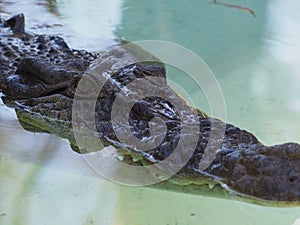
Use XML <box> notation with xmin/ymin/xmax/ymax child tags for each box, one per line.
<box><xmin>289</xmin><ymin>176</ymin><xmax>297</xmax><ymax>183</ymax></box>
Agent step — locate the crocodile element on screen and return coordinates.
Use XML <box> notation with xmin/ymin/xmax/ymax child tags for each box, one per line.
<box><xmin>1</xmin><ymin>14</ymin><xmax>300</xmax><ymax>206</ymax></box>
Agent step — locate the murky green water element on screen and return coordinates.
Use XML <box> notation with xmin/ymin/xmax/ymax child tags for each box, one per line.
<box><xmin>1</xmin><ymin>0</ymin><xmax>300</xmax><ymax>225</ymax></box>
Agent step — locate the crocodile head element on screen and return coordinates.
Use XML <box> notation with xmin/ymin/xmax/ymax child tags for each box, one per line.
<box><xmin>0</xmin><ymin>14</ymin><xmax>167</xmax><ymax>134</ymax></box>
<box><xmin>1</xmin><ymin>14</ymin><xmax>300</xmax><ymax>206</ymax></box>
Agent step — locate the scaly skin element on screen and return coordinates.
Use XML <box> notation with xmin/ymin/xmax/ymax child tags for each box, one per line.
<box><xmin>1</xmin><ymin>14</ymin><xmax>300</xmax><ymax>205</ymax></box>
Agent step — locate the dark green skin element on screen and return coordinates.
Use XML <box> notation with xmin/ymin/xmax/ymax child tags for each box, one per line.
<box><xmin>1</xmin><ymin>14</ymin><xmax>300</xmax><ymax>205</ymax></box>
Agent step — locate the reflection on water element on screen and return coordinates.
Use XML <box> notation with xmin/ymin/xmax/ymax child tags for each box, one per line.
<box><xmin>249</xmin><ymin>0</ymin><xmax>300</xmax><ymax>144</ymax></box>
<box><xmin>0</xmin><ymin>100</ymin><xmax>120</xmax><ymax>224</ymax></box>
<box><xmin>1</xmin><ymin>0</ymin><xmax>300</xmax><ymax>225</ymax></box>
<box><xmin>56</xmin><ymin>0</ymin><xmax>123</xmax><ymax>50</ymax></box>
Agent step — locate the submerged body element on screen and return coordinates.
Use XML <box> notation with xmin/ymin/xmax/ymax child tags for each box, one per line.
<box><xmin>0</xmin><ymin>14</ymin><xmax>300</xmax><ymax>206</ymax></box>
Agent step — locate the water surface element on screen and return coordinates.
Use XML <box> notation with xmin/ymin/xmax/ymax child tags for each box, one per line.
<box><xmin>1</xmin><ymin>0</ymin><xmax>300</xmax><ymax>225</ymax></box>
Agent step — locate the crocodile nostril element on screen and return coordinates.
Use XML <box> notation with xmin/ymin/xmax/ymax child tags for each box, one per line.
<box><xmin>289</xmin><ymin>176</ymin><xmax>297</xmax><ymax>182</ymax></box>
